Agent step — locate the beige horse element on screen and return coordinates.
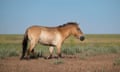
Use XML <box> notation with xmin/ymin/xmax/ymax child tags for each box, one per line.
<box><xmin>20</xmin><ymin>22</ymin><xmax>85</xmax><ymax>59</ymax></box>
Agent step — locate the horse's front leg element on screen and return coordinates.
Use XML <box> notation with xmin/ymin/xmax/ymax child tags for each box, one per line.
<box><xmin>46</xmin><ymin>46</ymin><xmax>54</xmax><ymax>59</ymax></box>
<box><xmin>56</xmin><ymin>44</ymin><xmax>62</xmax><ymax>58</ymax></box>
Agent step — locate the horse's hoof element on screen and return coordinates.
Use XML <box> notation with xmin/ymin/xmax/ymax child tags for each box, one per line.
<box><xmin>20</xmin><ymin>56</ymin><xmax>30</xmax><ymax>60</ymax></box>
<box><xmin>44</xmin><ymin>56</ymin><xmax>52</xmax><ymax>59</ymax></box>
<box><xmin>20</xmin><ymin>56</ymin><xmax>26</xmax><ymax>60</ymax></box>
<box><xmin>20</xmin><ymin>57</ymin><xmax>24</xmax><ymax>60</ymax></box>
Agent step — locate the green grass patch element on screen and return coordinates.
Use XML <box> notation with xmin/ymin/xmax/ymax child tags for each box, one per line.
<box><xmin>62</xmin><ymin>43</ymin><xmax>120</xmax><ymax>57</ymax></box>
<box><xmin>0</xmin><ymin>47</ymin><xmax>19</xmax><ymax>59</ymax></box>
<box><xmin>0</xmin><ymin>34</ymin><xmax>120</xmax><ymax>59</ymax></box>
<box><xmin>113</xmin><ymin>58</ymin><xmax>120</xmax><ymax>66</ymax></box>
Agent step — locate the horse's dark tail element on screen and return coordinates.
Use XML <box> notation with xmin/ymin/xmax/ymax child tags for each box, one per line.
<box><xmin>20</xmin><ymin>31</ymin><xmax>28</xmax><ymax>60</ymax></box>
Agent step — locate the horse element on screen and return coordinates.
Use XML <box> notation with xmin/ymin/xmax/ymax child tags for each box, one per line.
<box><xmin>20</xmin><ymin>22</ymin><xmax>85</xmax><ymax>59</ymax></box>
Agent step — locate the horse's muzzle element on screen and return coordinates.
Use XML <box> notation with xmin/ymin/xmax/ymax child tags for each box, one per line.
<box><xmin>80</xmin><ymin>36</ymin><xmax>85</xmax><ymax>41</ymax></box>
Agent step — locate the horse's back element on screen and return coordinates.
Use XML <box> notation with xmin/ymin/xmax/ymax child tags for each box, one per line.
<box><xmin>26</xmin><ymin>25</ymin><xmax>59</xmax><ymax>38</ymax></box>
<box><xmin>25</xmin><ymin>25</ymin><xmax>62</xmax><ymax>46</ymax></box>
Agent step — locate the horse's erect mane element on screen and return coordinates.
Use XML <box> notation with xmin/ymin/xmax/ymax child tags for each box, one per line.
<box><xmin>57</xmin><ymin>22</ymin><xmax>78</xmax><ymax>28</ymax></box>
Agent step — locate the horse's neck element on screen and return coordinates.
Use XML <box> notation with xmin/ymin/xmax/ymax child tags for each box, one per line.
<box><xmin>59</xmin><ymin>27</ymin><xmax>72</xmax><ymax>40</ymax></box>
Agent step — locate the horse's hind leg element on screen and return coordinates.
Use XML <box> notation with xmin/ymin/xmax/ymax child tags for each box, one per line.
<box><xmin>31</xmin><ymin>49</ymin><xmax>34</xmax><ymax>54</ymax></box>
<box><xmin>26</xmin><ymin>40</ymin><xmax>36</xmax><ymax>59</ymax></box>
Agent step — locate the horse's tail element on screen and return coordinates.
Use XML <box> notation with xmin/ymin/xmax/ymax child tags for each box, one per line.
<box><xmin>20</xmin><ymin>31</ymin><xmax>28</xmax><ymax>60</ymax></box>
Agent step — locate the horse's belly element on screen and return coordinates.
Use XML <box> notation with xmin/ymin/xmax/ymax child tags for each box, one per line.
<box><xmin>39</xmin><ymin>37</ymin><xmax>56</xmax><ymax>46</ymax></box>
<box><xmin>39</xmin><ymin>31</ymin><xmax>61</xmax><ymax>46</ymax></box>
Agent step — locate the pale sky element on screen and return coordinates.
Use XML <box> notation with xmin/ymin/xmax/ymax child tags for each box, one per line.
<box><xmin>0</xmin><ymin>0</ymin><xmax>120</xmax><ymax>34</ymax></box>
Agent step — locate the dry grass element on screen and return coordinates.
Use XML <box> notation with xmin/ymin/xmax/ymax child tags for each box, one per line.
<box><xmin>0</xmin><ymin>34</ymin><xmax>120</xmax><ymax>59</ymax></box>
<box><xmin>0</xmin><ymin>34</ymin><xmax>120</xmax><ymax>72</ymax></box>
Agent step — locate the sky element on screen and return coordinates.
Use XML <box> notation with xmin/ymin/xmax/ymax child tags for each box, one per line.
<box><xmin>0</xmin><ymin>0</ymin><xmax>120</xmax><ymax>34</ymax></box>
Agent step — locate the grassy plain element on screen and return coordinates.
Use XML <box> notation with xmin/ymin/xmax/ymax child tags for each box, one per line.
<box><xmin>0</xmin><ymin>34</ymin><xmax>120</xmax><ymax>59</ymax></box>
<box><xmin>0</xmin><ymin>34</ymin><xmax>120</xmax><ymax>72</ymax></box>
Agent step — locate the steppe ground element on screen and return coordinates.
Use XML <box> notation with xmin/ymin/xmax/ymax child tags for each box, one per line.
<box><xmin>0</xmin><ymin>34</ymin><xmax>120</xmax><ymax>72</ymax></box>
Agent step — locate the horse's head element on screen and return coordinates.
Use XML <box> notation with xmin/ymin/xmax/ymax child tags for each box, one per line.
<box><xmin>70</xmin><ymin>22</ymin><xmax>85</xmax><ymax>41</ymax></box>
